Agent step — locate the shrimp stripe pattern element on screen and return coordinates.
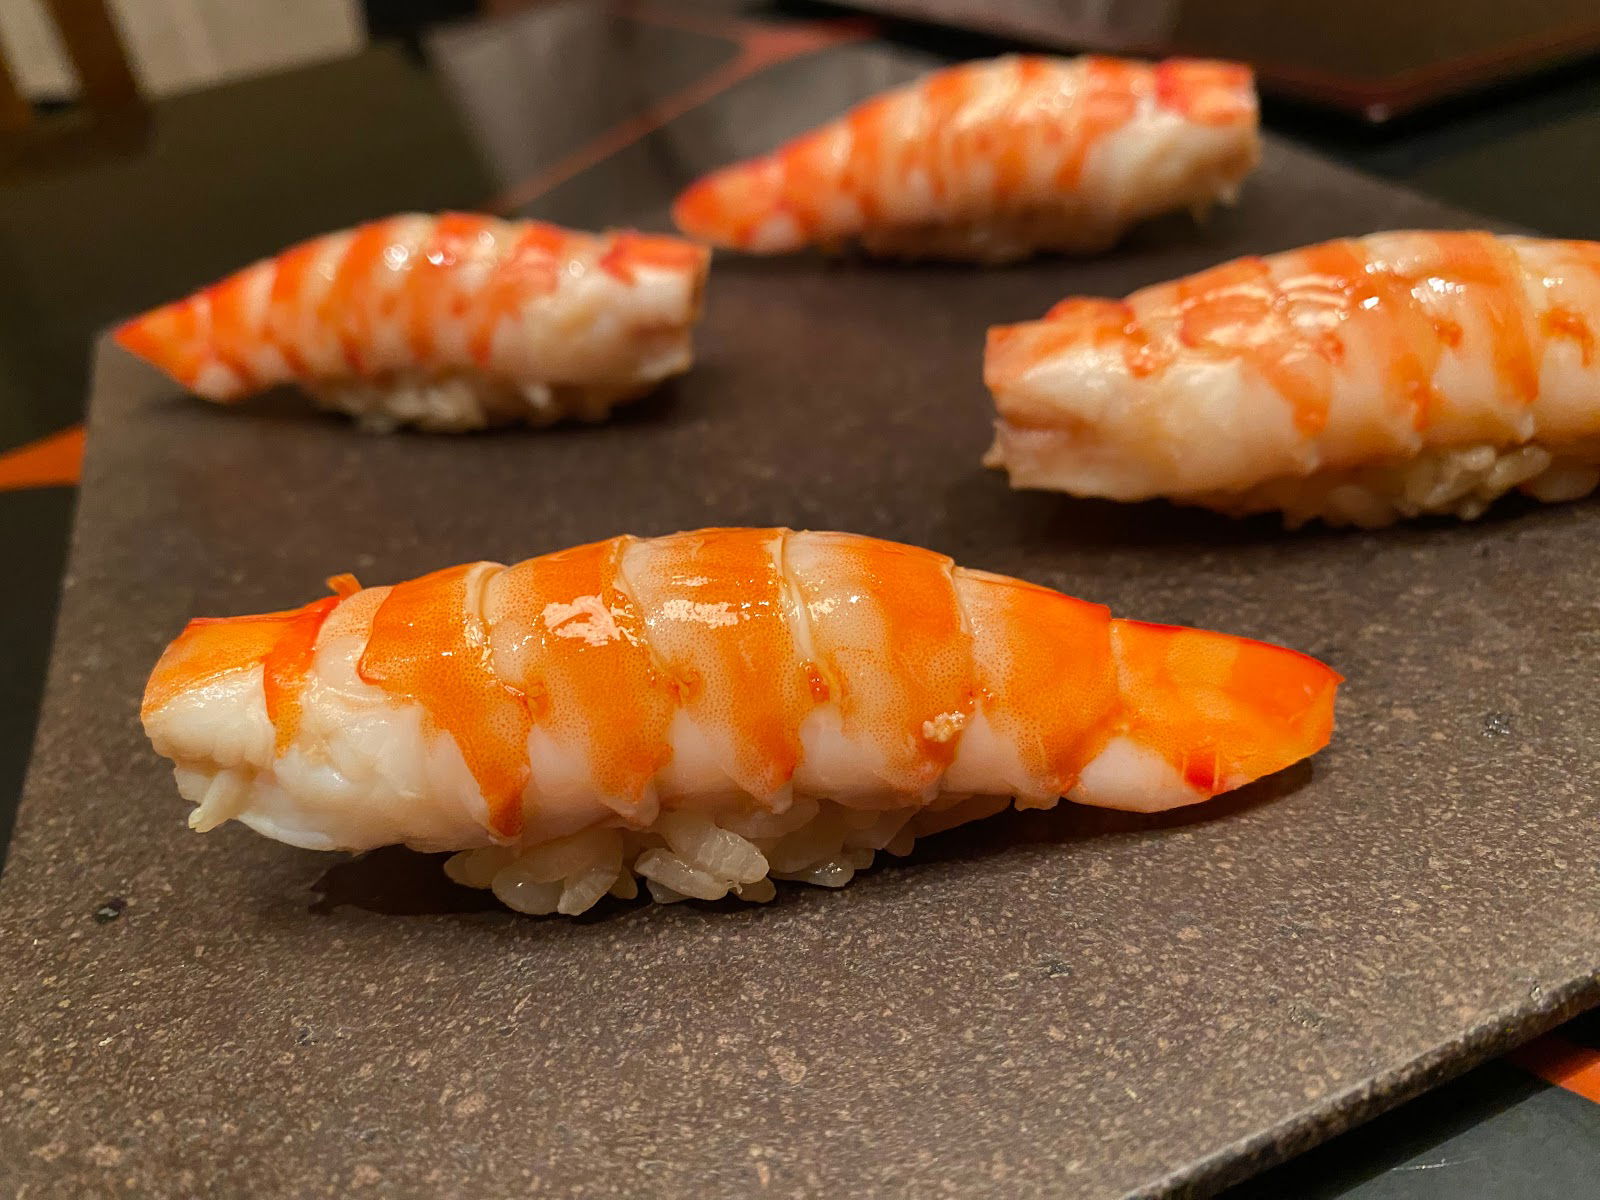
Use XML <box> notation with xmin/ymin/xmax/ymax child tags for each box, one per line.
<box><xmin>672</xmin><ymin>55</ymin><xmax>1260</xmax><ymax>262</ymax></box>
<box><xmin>985</xmin><ymin>232</ymin><xmax>1600</xmax><ymax>525</ymax></box>
<box><xmin>141</xmin><ymin>529</ymin><xmax>1339</xmax><ymax>865</ymax></box>
<box><xmin>114</xmin><ymin>214</ymin><xmax>710</xmax><ymax>431</ymax></box>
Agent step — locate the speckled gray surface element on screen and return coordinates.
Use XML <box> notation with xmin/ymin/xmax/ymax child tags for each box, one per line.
<box><xmin>3</xmin><ymin>127</ymin><xmax>1600</xmax><ymax>1197</ymax></box>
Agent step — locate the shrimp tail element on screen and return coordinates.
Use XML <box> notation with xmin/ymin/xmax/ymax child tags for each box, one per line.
<box><xmin>115</xmin><ymin>294</ymin><xmax>228</xmax><ymax>399</ymax></box>
<box><xmin>673</xmin><ymin>159</ymin><xmax>792</xmax><ymax>253</ymax></box>
<box><xmin>1069</xmin><ymin>620</ymin><xmax>1340</xmax><ymax>812</ymax></box>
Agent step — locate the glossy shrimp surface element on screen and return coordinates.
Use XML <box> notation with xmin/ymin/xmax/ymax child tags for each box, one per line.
<box><xmin>142</xmin><ymin>530</ymin><xmax>1338</xmax><ymax>915</ymax></box>
<box><xmin>115</xmin><ymin>214</ymin><xmax>710</xmax><ymax>431</ymax></box>
<box><xmin>673</xmin><ymin>55</ymin><xmax>1259</xmax><ymax>262</ymax></box>
<box><xmin>986</xmin><ymin>231</ymin><xmax>1600</xmax><ymax>526</ymax></box>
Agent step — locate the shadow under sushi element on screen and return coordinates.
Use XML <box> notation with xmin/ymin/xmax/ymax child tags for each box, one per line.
<box><xmin>307</xmin><ymin>846</ymin><xmax>504</xmax><ymax>917</ymax></box>
<box><xmin>306</xmin><ymin>760</ymin><xmax>1315</xmax><ymax>922</ymax></box>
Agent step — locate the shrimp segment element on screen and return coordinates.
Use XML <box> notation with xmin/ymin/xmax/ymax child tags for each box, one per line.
<box><xmin>985</xmin><ymin>231</ymin><xmax>1600</xmax><ymax>526</ymax></box>
<box><xmin>142</xmin><ymin>529</ymin><xmax>1339</xmax><ymax>913</ymax></box>
<box><xmin>114</xmin><ymin>214</ymin><xmax>710</xmax><ymax>431</ymax></box>
<box><xmin>484</xmin><ymin>539</ymin><xmax>676</xmax><ymax>830</ymax></box>
<box><xmin>672</xmin><ymin>55</ymin><xmax>1259</xmax><ymax>262</ymax></box>
<box><xmin>947</xmin><ymin>570</ymin><xmax>1117</xmax><ymax>806</ymax></box>
<box><xmin>621</xmin><ymin>529</ymin><xmax>813</xmax><ymax>803</ymax></box>
<box><xmin>357</xmin><ymin>564</ymin><xmax>531</xmax><ymax>839</ymax></box>
<box><xmin>786</xmin><ymin>534</ymin><xmax>975</xmax><ymax>798</ymax></box>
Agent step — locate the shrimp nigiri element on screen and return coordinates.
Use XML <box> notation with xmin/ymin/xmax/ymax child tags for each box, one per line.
<box><xmin>142</xmin><ymin>529</ymin><xmax>1339</xmax><ymax>915</ymax></box>
<box><xmin>985</xmin><ymin>232</ymin><xmax>1600</xmax><ymax>527</ymax></box>
<box><xmin>115</xmin><ymin>214</ymin><xmax>710</xmax><ymax>432</ymax></box>
<box><xmin>672</xmin><ymin>55</ymin><xmax>1260</xmax><ymax>263</ymax></box>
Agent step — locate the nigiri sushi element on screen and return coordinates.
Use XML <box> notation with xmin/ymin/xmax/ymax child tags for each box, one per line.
<box><xmin>672</xmin><ymin>55</ymin><xmax>1260</xmax><ymax>263</ymax></box>
<box><xmin>115</xmin><ymin>214</ymin><xmax>710</xmax><ymax>432</ymax></box>
<box><xmin>985</xmin><ymin>231</ymin><xmax>1600</xmax><ymax>527</ymax></box>
<box><xmin>142</xmin><ymin>529</ymin><xmax>1339</xmax><ymax>915</ymax></box>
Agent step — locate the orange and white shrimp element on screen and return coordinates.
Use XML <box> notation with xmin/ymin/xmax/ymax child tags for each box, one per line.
<box><xmin>672</xmin><ymin>55</ymin><xmax>1259</xmax><ymax>263</ymax></box>
<box><xmin>142</xmin><ymin>529</ymin><xmax>1338</xmax><ymax>915</ymax></box>
<box><xmin>114</xmin><ymin>214</ymin><xmax>710</xmax><ymax>431</ymax></box>
<box><xmin>986</xmin><ymin>231</ymin><xmax>1600</xmax><ymax>527</ymax></box>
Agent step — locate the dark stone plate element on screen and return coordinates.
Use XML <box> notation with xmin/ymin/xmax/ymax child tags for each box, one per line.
<box><xmin>2</xmin><ymin>39</ymin><xmax>1597</xmax><ymax>1196</ymax></box>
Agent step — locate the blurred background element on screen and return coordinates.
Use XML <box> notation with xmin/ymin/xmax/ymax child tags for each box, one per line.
<box><xmin>2</xmin><ymin>2</ymin><xmax>1598</xmax><ymax>1197</ymax></box>
<box><xmin>4</xmin><ymin>0</ymin><xmax>1597</xmax><ymax>115</ymax></box>
<box><xmin>1</xmin><ymin>1</ymin><xmax>365</xmax><ymax>101</ymax></box>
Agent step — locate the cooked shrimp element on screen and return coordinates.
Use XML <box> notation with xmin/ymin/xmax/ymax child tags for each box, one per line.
<box><xmin>672</xmin><ymin>55</ymin><xmax>1259</xmax><ymax>263</ymax></box>
<box><xmin>142</xmin><ymin>529</ymin><xmax>1339</xmax><ymax>915</ymax></box>
<box><xmin>985</xmin><ymin>231</ymin><xmax>1600</xmax><ymax>526</ymax></box>
<box><xmin>114</xmin><ymin>214</ymin><xmax>710</xmax><ymax>431</ymax></box>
